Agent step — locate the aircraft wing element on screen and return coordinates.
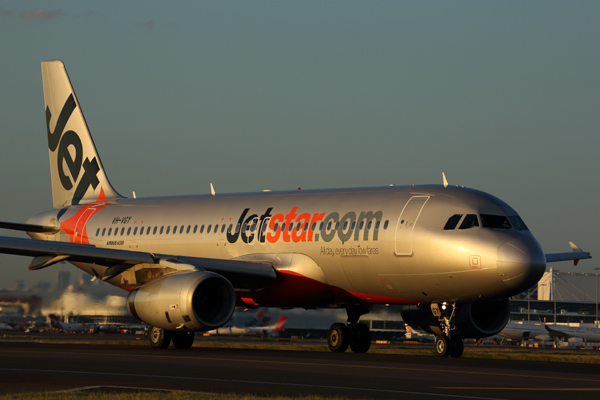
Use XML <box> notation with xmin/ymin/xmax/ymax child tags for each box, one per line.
<box><xmin>544</xmin><ymin>325</ymin><xmax>571</xmax><ymax>340</ymax></box>
<box><xmin>0</xmin><ymin>235</ymin><xmax>276</xmax><ymax>290</ymax></box>
<box><xmin>545</xmin><ymin>242</ymin><xmax>591</xmax><ymax>265</ymax></box>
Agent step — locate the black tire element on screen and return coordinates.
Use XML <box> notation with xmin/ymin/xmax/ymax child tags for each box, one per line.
<box><xmin>328</xmin><ymin>323</ymin><xmax>350</xmax><ymax>352</ymax></box>
<box><xmin>435</xmin><ymin>335</ymin><xmax>450</xmax><ymax>357</ymax></box>
<box><xmin>449</xmin><ymin>337</ymin><xmax>464</xmax><ymax>358</ymax></box>
<box><xmin>172</xmin><ymin>331</ymin><xmax>195</xmax><ymax>349</ymax></box>
<box><xmin>349</xmin><ymin>323</ymin><xmax>371</xmax><ymax>353</ymax></box>
<box><xmin>149</xmin><ymin>326</ymin><xmax>172</xmax><ymax>349</ymax></box>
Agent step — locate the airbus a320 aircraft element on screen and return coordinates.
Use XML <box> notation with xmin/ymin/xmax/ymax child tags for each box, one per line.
<box><xmin>0</xmin><ymin>61</ymin><xmax>591</xmax><ymax>357</ymax></box>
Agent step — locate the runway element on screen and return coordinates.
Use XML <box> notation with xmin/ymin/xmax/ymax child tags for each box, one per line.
<box><xmin>1</xmin><ymin>341</ymin><xmax>600</xmax><ymax>399</ymax></box>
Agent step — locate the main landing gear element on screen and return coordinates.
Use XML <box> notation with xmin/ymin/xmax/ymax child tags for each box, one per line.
<box><xmin>148</xmin><ymin>326</ymin><xmax>195</xmax><ymax>349</ymax></box>
<box><xmin>327</xmin><ymin>305</ymin><xmax>372</xmax><ymax>353</ymax></box>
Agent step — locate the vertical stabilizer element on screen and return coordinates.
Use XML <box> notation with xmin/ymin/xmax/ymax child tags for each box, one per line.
<box><xmin>42</xmin><ymin>60</ymin><xmax>122</xmax><ymax>208</ymax></box>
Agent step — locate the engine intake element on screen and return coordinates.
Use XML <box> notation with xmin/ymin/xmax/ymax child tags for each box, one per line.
<box><xmin>401</xmin><ymin>298</ymin><xmax>510</xmax><ymax>338</ymax></box>
<box><xmin>127</xmin><ymin>270</ymin><xmax>235</xmax><ymax>331</ymax></box>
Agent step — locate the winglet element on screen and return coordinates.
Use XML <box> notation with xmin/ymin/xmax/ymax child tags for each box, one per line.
<box><xmin>210</xmin><ymin>183</ymin><xmax>216</xmax><ymax>196</ymax></box>
<box><xmin>569</xmin><ymin>241</ymin><xmax>590</xmax><ymax>266</ymax></box>
<box><xmin>442</xmin><ymin>172</ymin><xmax>448</xmax><ymax>188</ymax></box>
<box><xmin>569</xmin><ymin>241</ymin><xmax>582</xmax><ymax>252</ymax></box>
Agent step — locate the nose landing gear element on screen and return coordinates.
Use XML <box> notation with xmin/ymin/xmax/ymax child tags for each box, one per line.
<box><xmin>432</xmin><ymin>302</ymin><xmax>464</xmax><ymax>358</ymax></box>
<box><xmin>435</xmin><ymin>335</ymin><xmax>464</xmax><ymax>358</ymax></box>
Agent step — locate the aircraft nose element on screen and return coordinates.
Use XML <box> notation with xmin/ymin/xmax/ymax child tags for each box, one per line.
<box><xmin>497</xmin><ymin>238</ymin><xmax>546</xmax><ymax>293</ymax></box>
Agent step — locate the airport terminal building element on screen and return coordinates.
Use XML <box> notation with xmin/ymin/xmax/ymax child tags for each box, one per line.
<box><xmin>511</xmin><ymin>267</ymin><xmax>600</xmax><ymax>325</ymax></box>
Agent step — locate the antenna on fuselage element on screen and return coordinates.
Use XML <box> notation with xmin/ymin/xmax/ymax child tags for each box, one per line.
<box><xmin>210</xmin><ymin>183</ymin><xmax>216</xmax><ymax>196</ymax></box>
<box><xmin>442</xmin><ymin>172</ymin><xmax>448</xmax><ymax>188</ymax></box>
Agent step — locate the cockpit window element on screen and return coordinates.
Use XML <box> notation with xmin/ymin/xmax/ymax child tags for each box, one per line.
<box><xmin>508</xmin><ymin>215</ymin><xmax>529</xmax><ymax>231</ymax></box>
<box><xmin>459</xmin><ymin>214</ymin><xmax>479</xmax><ymax>229</ymax></box>
<box><xmin>444</xmin><ymin>214</ymin><xmax>463</xmax><ymax>230</ymax></box>
<box><xmin>480</xmin><ymin>214</ymin><xmax>512</xmax><ymax>230</ymax></box>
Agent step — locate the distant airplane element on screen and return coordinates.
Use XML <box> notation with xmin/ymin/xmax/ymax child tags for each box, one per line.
<box><xmin>497</xmin><ymin>322</ymin><xmax>600</xmax><ymax>343</ymax></box>
<box><xmin>0</xmin><ymin>321</ymin><xmax>14</xmax><ymax>331</ymax></box>
<box><xmin>48</xmin><ymin>314</ymin><xmax>86</xmax><ymax>333</ymax></box>
<box><xmin>543</xmin><ymin>324</ymin><xmax>600</xmax><ymax>342</ymax></box>
<box><xmin>210</xmin><ymin>315</ymin><xmax>288</xmax><ymax>337</ymax></box>
<box><xmin>404</xmin><ymin>323</ymin><xmax>434</xmax><ymax>342</ymax></box>
<box><xmin>496</xmin><ymin>322</ymin><xmax>546</xmax><ymax>343</ymax></box>
<box><xmin>0</xmin><ymin>60</ymin><xmax>592</xmax><ymax>357</ymax></box>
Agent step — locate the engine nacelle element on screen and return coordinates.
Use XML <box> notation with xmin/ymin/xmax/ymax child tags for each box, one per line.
<box><xmin>401</xmin><ymin>298</ymin><xmax>510</xmax><ymax>339</ymax></box>
<box><xmin>127</xmin><ymin>270</ymin><xmax>235</xmax><ymax>331</ymax></box>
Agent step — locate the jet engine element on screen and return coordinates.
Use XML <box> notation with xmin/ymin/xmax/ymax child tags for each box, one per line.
<box><xmin>127</xmin><ymin>270</ymin><xmax>235</xmax><ymax>331</ymax></box>
<box><xmin>401</xmin><ymin>298</ymin><xmax>510</xmax><ymax>338</ymax></box>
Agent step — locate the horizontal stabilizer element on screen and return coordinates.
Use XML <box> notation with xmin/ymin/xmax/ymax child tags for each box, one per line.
<box><xmin>0</xmin><ymin>221</ymin><xmax>60</xmax><ymax>233</ymax></box>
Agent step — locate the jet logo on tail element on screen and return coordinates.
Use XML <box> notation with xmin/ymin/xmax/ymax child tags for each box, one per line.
<box><xmin>46</xmin><ymin>94</ymin><xmax>100</xmax><ymax>205</ymax></box>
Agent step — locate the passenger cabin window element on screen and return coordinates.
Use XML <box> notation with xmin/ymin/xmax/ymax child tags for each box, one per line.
<box><xmin>133</xmin><ymin>227</ymin><xmax>138</xmax><ymax>235</ymax></box>
<box><xmin>508</xmin><ymin>215</ymin><xmax>529</xmax><ymax>231</ymax></box>
<box><xmin>481</xmin><ymin>214</ymin><xmax>512</xmax><ymax>230</ymax></box>
<box><xmin>444</xmin><ymin>214</ymin><xmax>463</xmax><ymax>230</ymax></box>
<box><xmin>459</xmin><ymin>214</ymin><xmax>479</xmax><ymax>229</ymax></box>
<box><xmin>384</xmin><ymin>220</ymin><xmax>389</xmax><ymax>229</ymax></box>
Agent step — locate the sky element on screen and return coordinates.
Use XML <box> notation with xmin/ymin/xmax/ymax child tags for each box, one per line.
<box><xmin>0</xmin><ymin>1</ymin><xmax>598</xmax><ymax>289</ymax></box>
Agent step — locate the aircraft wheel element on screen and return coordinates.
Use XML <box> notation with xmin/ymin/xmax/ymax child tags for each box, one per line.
<box><xmin>172</xmin><ymin>331</ymin><xmax>195</xmax><ymax>349</ymax></box>
<box><xmin>328</xmin><ymin>323</ymin><xmax>350</xmax><ymax>352</ymax></box>
<box><xmin>449</xmin><ymin>337</ymin><xmax>464</xmax><ymax>358</ymax></box>
<box><xmin>149</xmin><ymin>326</ymin><xmax>172</xmax><ymax>349</ymax></box>
<box><xmin>349</xmin><ymin>323</ymin><xmax>371</xmax><ymax>353</ymax></box>
<box><xmin>435</xmin><ymin>335</ymin><xmax>450</xmax><ymax>357</ymax></box>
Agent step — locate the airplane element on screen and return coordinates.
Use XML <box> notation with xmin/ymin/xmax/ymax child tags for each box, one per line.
<box><xmin>0</xmin><ymin>321</ymin><xmax>14</xmax><ymax>331</ymax></box>
<box><xmin>496</xmin><ymin>322</ymin><xmax>600</xmax><ymax>344</ymax></box>
<box><xmin>495</xmin><ymin>321</ymin><xmax>547</xmax><ymax>343</ymax></box>
<box><xmin>48</xmin><ymin>314</ymin><xmax>86</xmax><ymax>333</ymax></box>
<box><xmin>404</xmin><ymin>323</ymin><xmax>434</xmax><ymax>342</ymax></box>
<box><xmin>209</xmin><ymin>315</ymin><xmax>288</xmax><ymax>337</ymax></box>
<box><xmin>542</xmin><ymin>324</ymin><xmax>600</xmax><ymax>342</ymax></box>
<box><xmin>0</xmin><ymin>60</ymin><xmax>592</xmax><ymax>357</ymax></box>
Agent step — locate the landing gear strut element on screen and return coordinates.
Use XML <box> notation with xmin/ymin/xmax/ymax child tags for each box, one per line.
<box><xmin>327</xmin><ymin>305</ymin><xmax>372</xmax><ymax>353</ymax></box>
